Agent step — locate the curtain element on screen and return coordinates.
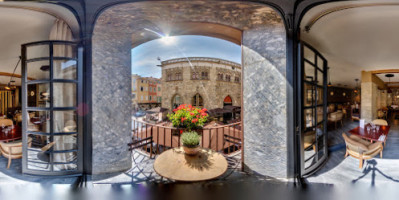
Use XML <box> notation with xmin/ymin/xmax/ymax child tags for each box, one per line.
<box><xmin>49</xmin><ymin>19</ymin><xmax>77</xmax><ymax>170</ymax></box>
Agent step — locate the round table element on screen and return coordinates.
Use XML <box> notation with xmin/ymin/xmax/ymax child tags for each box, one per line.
<box><xmin>153</xmin><ymin>147</ymin><xmax>228</xmax><ymax>182</ymax></box>
<box><xmin>0</xmin><ymin>125</ymin><xmax>22</xmax><ymax>142</ymax></box>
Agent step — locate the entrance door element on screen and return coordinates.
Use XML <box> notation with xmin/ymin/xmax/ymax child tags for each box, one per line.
<box><xmin>298</xmin><ymin>42</ymin><xmax>328</xmax><ymax>176</ymax></box>
<box><xmin>21</xmin><ymin>41</ymin><xmax>83</xmax><ymax>176</ymax></box>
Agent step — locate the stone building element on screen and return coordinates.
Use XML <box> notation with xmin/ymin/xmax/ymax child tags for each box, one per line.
<box><xmin>160</xmin><ymin>57</ymin><xmax>241</xmax><ymax>111</ymax></box>
<box><xmin>132</xmin><ymin>74</ymin><xmax>161</xmax><ymax>110</ymax></box>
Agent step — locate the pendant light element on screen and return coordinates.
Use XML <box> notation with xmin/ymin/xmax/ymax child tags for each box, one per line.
<box><xmin>5</xmin><ymin>56</ymin><xmax>21</xmax><ymax>90</ymax></box>
<box><xmin>354</xmin><ymin>79</ymin><xmax>359</xmax><ymax>93</ymax></box>
<box><xmin>327</xmin><ymin>67</ymin><xmax>332</xmax><ymax>87</ymax></box>
<box><xmin>386</xmin><ymin>74</ymin><xmax>394</xmax><ymax>94</ymax></box>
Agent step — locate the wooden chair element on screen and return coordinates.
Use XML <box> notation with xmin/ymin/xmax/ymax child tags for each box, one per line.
<box><xmin>372</xmin><ymin>119</ymin><xmax>388</xmax><ymax>126</ymax></box>
<box><xmin>342</xmin><ymin>133</ymin><xmax>383</xmax><ymax>168</ymax></box>
<box><xmin>0</xmin><ymin>137</ymin><xmax>32</xmax><ymax>168</ymax></box>
<box><xmin>0</xmin><ymin>119</ymin><xmax>13</xmax><ymax>126</ymax></box>
<box><xmin>328</xmin><ymin>111</ymin><xmax>343</xmax><ymax>129</ymax></box>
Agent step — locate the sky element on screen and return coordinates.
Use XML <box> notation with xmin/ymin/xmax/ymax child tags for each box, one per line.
<box><xmin>131</xmin><ymin>35</ymin><xmax>241</xmax><ymax>78</ymax></box>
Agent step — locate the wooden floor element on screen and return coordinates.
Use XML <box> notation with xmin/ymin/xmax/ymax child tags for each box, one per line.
<box><xmin>307</xmin><ymin>115</ymin><xmax>399</xmax><ymax>187</ymax></box>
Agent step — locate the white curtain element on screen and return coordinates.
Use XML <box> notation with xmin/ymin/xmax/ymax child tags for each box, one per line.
<box><xmin>49</xmin><ymin>19</ymin><xmax>77</xmax><ymax>170</ymax></box>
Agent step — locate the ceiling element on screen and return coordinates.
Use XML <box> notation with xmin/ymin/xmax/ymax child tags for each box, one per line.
<box><xmin>0</xmin><ymin>2</ymin><xmax>79</xmax><ymax>86</ymax></box>
<box><xmin>300</xmin><ymin>0</ymin><xmax>399</xmax><ymax>88</ymax></box>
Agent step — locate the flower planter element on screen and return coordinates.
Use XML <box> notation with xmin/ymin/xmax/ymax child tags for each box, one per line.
<box><xmin>183</xmin><ymin>145</ymin><xmax>200</xmax><ymax>156</ymax></box>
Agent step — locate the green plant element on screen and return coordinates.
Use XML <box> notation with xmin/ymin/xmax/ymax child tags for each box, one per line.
<box><xmin>167</xmin><ymin>104</ymin><xmax>208</xmax><ymax>130</ymax></box>
<box><xmin>181</xmin><ymin>131</ymin><xmax>200</xmax><ymax>147</ymax></box>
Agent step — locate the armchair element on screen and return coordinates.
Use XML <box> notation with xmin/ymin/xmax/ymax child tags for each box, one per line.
<box><xmin>342</xmin><ymin>133</ymin><xmax>383</xmax><ymax>168</ymax></box>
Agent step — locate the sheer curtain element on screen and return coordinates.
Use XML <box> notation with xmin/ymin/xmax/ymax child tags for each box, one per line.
<box><xmin>49</xmin><ymin>19</ymin><xmax>77</xmax><ymax>170</ymax></box>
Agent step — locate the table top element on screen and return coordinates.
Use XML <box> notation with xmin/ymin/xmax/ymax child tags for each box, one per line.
<box><xmin>153</xmin><ymin>147</ymin><xmax>228</xmax><ymax>182</ymax></box>
<box><xmin>349</xmin><ymin>124</ymin><xmax>390</xmax><ymax>141</ymax></box>
<box><xmin>0</xmin><ymin>125</ymin><xmax>22</xmax><ymax>142</ymax></box>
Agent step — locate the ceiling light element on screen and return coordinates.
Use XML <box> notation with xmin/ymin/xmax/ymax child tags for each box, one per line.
<box><xmin>385</xmin><ymin>74</ymin><xmax>394</xmax><ymax>94</ymax></box>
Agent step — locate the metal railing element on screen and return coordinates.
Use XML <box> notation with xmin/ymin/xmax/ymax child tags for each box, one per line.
<box><xmin>130</xmin><ymin>119</ymin><xmax>242</xmax><ymax>157</ymax></box>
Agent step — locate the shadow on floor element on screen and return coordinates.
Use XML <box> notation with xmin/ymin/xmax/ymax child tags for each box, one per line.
<box><xmin>352</xmin><ymin>160</ymin><xmax>399</xmax><ymax>186</ymax></box>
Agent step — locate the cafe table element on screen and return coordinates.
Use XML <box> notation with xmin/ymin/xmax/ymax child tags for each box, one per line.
<box><xmin>349</xmin><ymin>123</ymin><xmax>390</xmax><ymax>146</ymax></box>
<box><xmin>153</xmin><ymin>147</ymin><xmax>228</xmax><ymax>182</ymax></box>
<box><xmin>0</xmin><ymin>125</ymin><xmax>22</xmax><ymax>142</ymax></box>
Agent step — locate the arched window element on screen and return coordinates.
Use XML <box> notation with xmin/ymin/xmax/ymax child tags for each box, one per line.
<box><xmin>223</xmin><ymin>95</ymin><xmax>232</xmax><ymax>106</ymax></box>
<box><xmin>192</xmin><ymin>93</ymin><xmax>204</xmax><ymax>108</ymax></box>
<box><xmin>172</xmin><ymin>94</ymin><xmax>183</xmax><ymax>109</ymax></box>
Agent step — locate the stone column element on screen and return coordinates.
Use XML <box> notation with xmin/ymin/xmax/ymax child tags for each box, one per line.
<box><xmin>361</xmin><ymin>71</ymin><xmax>386</xmax><ymax>123</ymax></box>
<box><xmin>92</xmin><ymin>31</ymin><xmax>133</xmax><ymax>174</ymax></box>
<box><xmin>242</xmin><ymin>23</ymin><xmax>287</xmax><ymax>178</ymax></box>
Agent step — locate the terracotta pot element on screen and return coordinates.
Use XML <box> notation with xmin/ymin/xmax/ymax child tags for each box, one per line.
<box><xmin>183</xmin><ymin>145</ymin><xmax>200</xmax><ymax>156</ymax></box>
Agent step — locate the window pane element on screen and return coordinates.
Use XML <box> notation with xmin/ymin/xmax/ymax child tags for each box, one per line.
<box><xmin>27</xmin><ymin>83</ymin><xmax>50</xmax><ymax>108</ymax></box>
<box><xmin>53</xmin><ymin>83</ymin><xmax>76</xmax><ymax>107</ymax></box>
<box><xmin>53</xmin><ymin>44</ymin><xmax>77</xmax><ymax>58</ymax></box>
<box><xmin>26</xmin><ymin>45</ymin><xmax>49</xmax><ymax>60</ymax></box>
<box><xmin>27</xmin><ymin>60</ymin><xmax>50</xmax><ymax>80</ymax></box>
<box><xmin>53</xmin><ymin>111</ymin><xmax>77</xmax><ymax>133</ymax></box>
<box><xmin>27</xmin><ymin>111</ymin><xmax>50</xmax><ymax>133</ymax></box>
<box><xmin>53</xmin><ymin>59</ymin><xmax>77</xmax><ymax>80</ymax></box>
<box><xmin>317</xmin><ymin>70</ymin><xmax>323</xmax><ymax>86</ymax></box>
<box><xmin>304</xmin><ymin>46</ymin><xmax>315</xmax><ymax>63</ymax></box>
<box><xmin>304</xmin><ymin>62</ymin><xmax>315</xmax><ymax>82</ymax></box>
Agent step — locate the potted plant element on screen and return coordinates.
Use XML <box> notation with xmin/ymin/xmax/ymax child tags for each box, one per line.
<box><xmin>180</xmin><ymin>131</ymin><xmax>201</xmax><ymax>155</ymax></box>
<box><xmin>167</xmin><ymin>104</ymin><xmax>208</xmax><ymax>132</ymax></box>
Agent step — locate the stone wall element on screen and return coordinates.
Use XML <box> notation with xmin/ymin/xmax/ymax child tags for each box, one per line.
<box><xmin>92</xmin><ymin>1</ymin><xmax>287</xmax><ymax>178</ymax></box>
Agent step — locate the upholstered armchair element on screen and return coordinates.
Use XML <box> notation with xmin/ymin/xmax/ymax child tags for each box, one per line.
<box><xmin>342</xmin><ymin>133</ymin><xmax>383</xmax><ymax>168</ymax></box>
<box><xmin>0</xmin><ymin>137</ymin><xmax>32</xmax><ymax>168</ymax></box>
<box><xmin>328</xmin><ymin>111</ymin><xmax>343</xmax><ymax>129</ymax></box>
<box><xmin>372</xmin><ymin>119</ymin><xmax>388</xmax><ymax>126</ymax></box>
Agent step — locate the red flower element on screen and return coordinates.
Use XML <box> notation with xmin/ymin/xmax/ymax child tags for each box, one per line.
<box><xmin>173</xmin><ymin>109</ymin><xmax>177</xmax><ymax>112</ymax></box>
<box><xmin>201</xmin><ymin>112</ymin><xmax>207</xmax><ymax>116</ymax></box>
<box><xmin>202</xmin><ymin>108</ymin><xmax>207</xmax><ymax>112</ymax></box>
<box><xmin>190</xmin><ymin>112</ymin><xmax>195</xmax><ymax>116</ymax></box>
<box><xmin>192</xmin><ymin>118</ymin><xmax>198</xmax><ymax>123</ymax></box>
<box><xmin>181</xmin><ymin>117</ymin><xmax>186</xmax><ymax>122</ymax></box>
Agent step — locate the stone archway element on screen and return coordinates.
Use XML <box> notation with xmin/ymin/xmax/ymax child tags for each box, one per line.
<box><xmin>92</xmin><ymin>1</ymin><xmax>287</xmax><ymax>178</ymax></box>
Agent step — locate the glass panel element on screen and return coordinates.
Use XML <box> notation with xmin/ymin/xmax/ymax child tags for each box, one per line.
<box><xmin>53</xmin><ymin>59</ymin><xmax>77</xmax><ymax>80</ymax></box>
<box><xmin>304</xmin><ymin>129</ymin><xmax>316</xmax><ymax>169</ymax></box>
<box><xmin>27</xmin><ymin>111</ymin><xmax>50</xmax><ymax>133</ymax></box>
<box><xmin>30</xmin><ymin>83</ymin><xmax>50</xmax><ymax>108</ymax></box>
<box><xmin>317</xmin><ymin>87</ymin><xmax>323</xmax><ymax>105</ymax></box>
<box><xmin>304</xmin><ymin>83</ymin><xmax>314</xmax><ymax>107</ymax></box>
<box><xmin>53</xmin><ymin>83</ymin><xmax>76</xmax><ymax>107</ymax></box>
<box><xmin>304</xmin><ymin>62</ymin><xmax>315</xmax><ymax>82</ymax></box>
<box><xmin>54</xmin><ymin>163</ymin><xmax>77</xmax><ymax>171</ymax></box>
<box><xmin>53</xmin><ymin>111</ymin><xmax>77</xmax><ymax>133</ymax></box>
<box><xmin>318</xmin><ymin>150</ymin><xmax>325</xmax><ymax>161</ymax></box>
<box><xmin>27</xmin><ymin>60</ymin><xmax>50</xmax><ymax>80</ymax></box>
<box><xmin>316</xmin><ymin>106</ymin><xmax>324</xmax><ymax>124</ymax></box>
<box><xmin>304</xmin><ymin>108</ymin><xmax>315</xmax><ymax>128</ymax></box>
<box><xmin>26</xmin><ymin>45</ymin><xmax>49</xmax><ymax>60</ymax></box>
<box><xmin>317</xmin><ymin>70</ymin><xmax>323</xmax><ymax>86</ymax></box>
<box><xmin>53</xmin><ymin>44</ymin><xmax>76</xmax><ymax>58</ymax></box>
<box><xmin>27</xmin><ymin>134</ymin><xmax>51</xmax><ymax>171</ymax></box>
<box><xmin>317</xmin><ymin>56</ymin><xmax>324</xmax><ymax>69</ymax></box>
<box><xmin>304</xmin><ymin>46</ymin><xmax>315</xmax><ymax>63</ymax></box>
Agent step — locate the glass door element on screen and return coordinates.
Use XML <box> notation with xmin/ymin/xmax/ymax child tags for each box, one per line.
<box><xmin>298</xmin><ymin>42</ymin><xmax>328</xmax><ymax>176</ymax></box>
<box><xmin>21</xmin><ymin>41</ymin><xmax>83</xmax><ymax>176</ymax></box>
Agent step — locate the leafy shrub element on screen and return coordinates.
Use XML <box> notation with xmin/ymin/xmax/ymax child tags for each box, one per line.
<box><xmin>181</xmin><ymin>131</ymin><xmax>200</xmax><ymax>147</ymax></box>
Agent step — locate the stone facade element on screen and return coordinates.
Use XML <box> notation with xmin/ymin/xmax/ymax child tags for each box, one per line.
<box><xmin>92</xmin><ymin>1</ymin><xmax>287</xmax><ymax>178</ymax></box>
<box><xmin>160</xmin><ymin>57</ymin><xmax>241</xmax><ymax>111</ymax></box>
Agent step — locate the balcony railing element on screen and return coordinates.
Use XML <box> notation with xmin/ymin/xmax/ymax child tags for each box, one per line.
<box><xmin>130</xmin><ymin>119</ymin><xmax>242</xmax><ymax>157</ymax></box>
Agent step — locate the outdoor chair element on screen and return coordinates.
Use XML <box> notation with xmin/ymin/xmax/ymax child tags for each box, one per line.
<box><xmin>372</xmin><ymin>119</ymin><xmax>388</xmax><ymax>126</ymax></box>
<box><xmin>0</xmin><ymin>137</ymin><xmax>32</xmax><ymax>168</ymax></box>
<box><xmin>342</xmin><ymin>133</ymin><xmax>383</xmax><ymax>168</ymax></box>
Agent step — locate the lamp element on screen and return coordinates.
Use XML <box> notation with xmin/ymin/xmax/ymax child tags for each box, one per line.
<box><xmin>327</xmin><ymin>67</ymin><xmax>332</xmax><ymax>87</ymax></box>
<box><xmin>5</xmin><ymin>56</ymin><xmax>21</xmax><ymax>90</ymax></box>
<box><xmin>385</xmin><ymin>74</ymin><xmax>394</xmax><ymax>94</ymax></box>
<box><xmin>354</xmin><ymin>79</ymin><xmax>359</xmax><ymax>93</ymax></box>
